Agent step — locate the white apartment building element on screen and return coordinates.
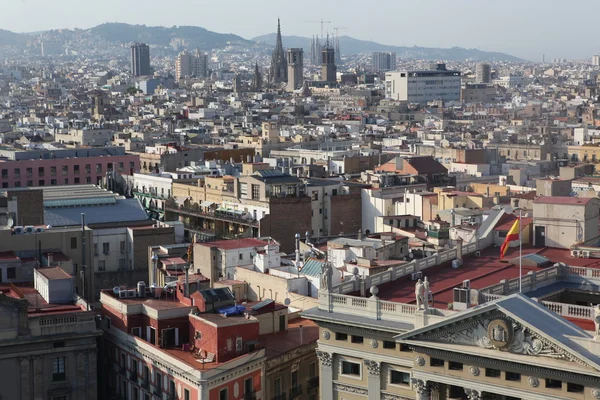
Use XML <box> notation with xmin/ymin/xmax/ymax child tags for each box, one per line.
<box><xmin>385</xmin><ymin>64</ymin><xmax>461</xmax><ymax>104</ymax></box>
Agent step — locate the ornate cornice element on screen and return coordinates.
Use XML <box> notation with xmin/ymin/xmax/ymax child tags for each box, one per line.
<box><xmin>411</xmin><ymin>345</ymin><xmax>600</xmax><ymax>384</ymax></box>
<box><xmin>316</xmin><ymin>351</ymin><xmax>332</xmax><ymax>367</ymax></box>
<box><xmin>318</xmin><ymin>320</ymin><xmax>406</xmax><ymax>338</ymax></box>
<box><xmin>333</xmin><ymin>381</ymin><xmax>368</xmax><ymax>395</ymax></box>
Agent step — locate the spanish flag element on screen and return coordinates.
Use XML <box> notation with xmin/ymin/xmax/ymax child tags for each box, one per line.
<box><xmin>500</xmin><ymin>218</ymin><xmax>520</xmax><ymax>259</ymax></box>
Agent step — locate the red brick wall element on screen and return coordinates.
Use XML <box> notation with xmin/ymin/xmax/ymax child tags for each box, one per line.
<box><xmin>261</xmin><ymin>196</ymin><xmax>312</xmax><ymax>253</ymax></box>
<box><xmin>330</xmin><ymin>191</ymin><xmax>362</xmax><ymax>235</ymax></box>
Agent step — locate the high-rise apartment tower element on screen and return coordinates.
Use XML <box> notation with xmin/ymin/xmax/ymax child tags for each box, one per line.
<box><xmin>131</xmin><ymin>42</ymin><xmax>151</xmax><ymax>77</ymax></box>
<box><xmin>372</xmin><ymin>52</ymin><xmax>396</xmax><ymax>73</ymax></box>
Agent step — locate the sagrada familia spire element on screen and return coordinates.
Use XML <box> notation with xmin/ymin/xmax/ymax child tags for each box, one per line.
<box><xmin>269</xmin><ymin>18</ymin><xmax>287</xmax><ymax>84</ymax></box>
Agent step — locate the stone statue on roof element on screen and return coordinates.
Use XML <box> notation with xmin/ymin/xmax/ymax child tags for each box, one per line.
<box><xmin>321</xmin><ymin>262</ymin><xmax>333</xmax><ymax>291</ymax></box>
<box><xmin>415</xmin><ymin>279</ymin><xmax>424</xmax><ymax>310</ymax></box>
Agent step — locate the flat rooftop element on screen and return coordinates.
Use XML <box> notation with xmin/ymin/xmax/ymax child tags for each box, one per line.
<box><xmin>1</xmin><ymin>284</ymin><xmax>83</xmax><ymax>315</ymax></box>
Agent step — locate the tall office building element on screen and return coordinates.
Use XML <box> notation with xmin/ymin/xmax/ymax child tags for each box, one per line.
<box><xmin>372</xmin><ymin>52</ymin><xmax>397</xmax><ymax>73</ymax></box>
<box><xmin>476</xmin><ymin>62</ymin><xmax>492</xmax><ymax>83</ymax></box>
<box><xmin>385</xmin><ymin>63</ymin><xmax>461</xmax><ymax>104</ymax></box>
<box><xmin>131</xmin><ymin>42</ymin><xmax>151</xmax><ymax>77</ymax></box>
<box><xmin>269</xmin><ymin>19</ymin><xmax>287</xmax><ymax>84</ymax></box>
<box><xmin>175</xmin><ymin>50</ymin><xmax>192</xmax><ymax>81</ymax></box>
<box><xmin>287</xmin><ymin>48</ymin><xmax>304</xmax><ymax>91</ymax></box>
<box><xmin>321</xmin><ymin>38</ymin><xmax>337</xmax><ymax>84</ymax></box>
<box><xmin>192</xmin><ymin>49</ymin><xmax>209</xmax><ymax>78</ymax></box>
<box><xmin>175</xmin><ymin>50</ymin><xmax>208</xmax><ymax>81</ymax></box>
<box><xmin>593</xmin><ymin>55</ymin><xmax>600</xmax><ymax>66</ymax></box>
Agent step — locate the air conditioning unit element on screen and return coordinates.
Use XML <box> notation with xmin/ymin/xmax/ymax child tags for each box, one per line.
<box><xmin>127</xmin><ymin>289</ymin><xmax>137</xmax><ymax>298</ymax></box>
<box><xmin>35</xmin><ymin>227</ymin><xmax>44</xmax><ymax>233</ymax></box>
<box><xmin>582</xmin><ymin>250</ymin><xmax>590</xmax><ymax>258</ymax></box>
<box><xmin>572</xmin><ymin>250</ymin><xmax>580</xmax><ymax>258</ymax></box>
<box><xmin>474</xmin><ymin>251</ymin><xmax>481</xmax><ymax>257</ymax></box>
<box><xmin>411</xmin><ymin>271</ymin><xmax>423</xmax><ymax>281</ymax></box>
<box><xmin>13</xmin><ymin>226</ymin><xmax>24</xmax><ymax>234</ymax></box>
<box><xmin>24</xmin><ymin>226</ymin><xmax>35</xmax><ymax>234</ymax></box>
<box><xmin>462</xmin><ymin>280</ymin><xmax>471</xmax><ymax>291</ymax></box>
<box><xmin>119</xmin><ymin>290</ymin><xmax>127</xmax><ymax>298</ymax></box>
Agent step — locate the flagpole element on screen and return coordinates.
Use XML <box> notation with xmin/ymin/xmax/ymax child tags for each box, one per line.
<box><xmin>519</xmin><ymin>209</ymin><xmax>522</xmax><ymax>293</ymax></box>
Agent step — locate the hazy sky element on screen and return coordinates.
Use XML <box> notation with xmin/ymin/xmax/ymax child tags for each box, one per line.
<box><xmin>2</xmin><ymin>0</ymin><xmax>597</xmax><ymax>61</ymax></box>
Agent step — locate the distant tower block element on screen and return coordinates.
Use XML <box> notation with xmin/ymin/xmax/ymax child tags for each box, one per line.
<box><xmin>321</xmin><ymin>38</ymin><xmax>337</xmax><ymax>84</ymax></box>
<box><xmin>287</xmin><ymin>48</ymin><xmax>304</xmax><ymax>91</ymax></box>
<box><xmin>476</xmin><ymin>62</ymin><xmax>491</xmax><ymax>83</ymax></box>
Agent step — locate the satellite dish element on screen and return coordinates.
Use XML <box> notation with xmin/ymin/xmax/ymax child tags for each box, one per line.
<box><xmin>6</xmin><ymin>217</ymin><xmax>13</xmax><ymax>228</ymax></box>
<box><xmin>409</xmin><ymin>252</ymin><xmax>414</xmax><ymax>259</ymax></box>
<box><xmin>112</xmin><ymin>286</ymin><xmax>120</xmax><ymax>295</ymax></box>
<box><xmin>284</xmin><ymin>298</ymin><xmax>291</xmax><ymax>306</ymax></box>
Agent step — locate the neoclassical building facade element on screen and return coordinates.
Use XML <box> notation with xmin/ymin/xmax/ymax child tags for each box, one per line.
<box><xmin>304</xmin><ymin>292</ymin><xmax>600</xmax><ymax>400</ymax></box>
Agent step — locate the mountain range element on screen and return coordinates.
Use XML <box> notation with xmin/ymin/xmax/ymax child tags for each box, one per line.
<box><xmin>0</xmin><ymin>23</ymin><xmax>521</xmax><ymax>61</ymax></box>
<box><xmin>252</xmin><ymin>33</ymin><xmax>522</xmax><ymax>62</ymax></box>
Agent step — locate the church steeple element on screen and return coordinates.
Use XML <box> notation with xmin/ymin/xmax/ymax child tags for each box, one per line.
<box><xmin>269</xmin><ymin>18</ymin><xmax>288</xmax><ymax>84</ymax></box>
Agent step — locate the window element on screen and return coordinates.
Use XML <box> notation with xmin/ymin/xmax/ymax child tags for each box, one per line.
<box><xmin>390</xmin><ymin>370</ymin><xmax>410</xmax><ymax>385</ymax></box>
<box><xmin>96</xmin><ymin>164</ymin><xmax>102</xmax><ymax>173</ymax></box>
<box><xmin>274</xmin><ymin>377</ymin><xmax>282</xmax><ymax>395</ymax></box>
<box><xmin>14</xmin><ymin>182</ymin><xmax>20</xmax><ymax>187</ymax></box>
<box><xmin>291</xmin><ymin>370</ymin><xmax>298</xmax><ymax>387</ymax></box>
<box><xmin>107</xmin><ymin>163</ymin><xmax>113</xmax><ymax>171</ymax></box>
<box><xmin>118</xmin><ymin>162</ymin><xmax>124</xmax><ymax>172</ymax></box>
<box><xmin>98</xmin><ymin>260</ymin><xmax>105</xmax><ymax>271</ymax></box>
<box><xmin>62</xmin><ymin>166</ymin><xmax>68</xmax><ymax>176</ymax></box>
<box><xmin>309</xmin><ymin>362</ymin><xmax>316</xmax><ymax>378</ymax></box>
<box><xmin>120</xmin><ymin>241</ymin><xmax>125</xmax><ymax>252</ymax></box>
<box><xmin>485</xmin><ymin>368</ymin><xmax>501</xmax><ymax>378</ymax></box>
<box><xmin>50</xmin><ymin>179</ymin><xmax>57</xmax><ymax>185</ymax></box>
<box><xmin>64</xmin><ymin>178</ymin><xmax>68</xmax><ymax>185</ymax></box>
<box><xmin>38</xmin><ymin>167</ymin><xmax>44</xmax><ymax>177</ymax></box>
<box><xmin>50</xmin><ymin>166</ymin><xmax>56</xmax><ymax>176</ymax></box>
<box><xmin>244</xmin><ymin>377</ymin><xmax>253</xmax><ymax>394</ymax></box>
<box><xmin>129</xmin><ymin>162</ymin><xmax>135</xmax><ymax>171</ymax></box>
<box><xmin>131</xmin><ymin>327</ymin><xmax>142</xmax><ymax>337</ymax></box>
<box><xmin>74</xmin><ymin>164</ymin><xmax>80</xmax><ymax>174</ymax></box>
<box><xmin>155</xmin><ymin>372</ymin><xmax>162</xmax><ymax>390</ymax></box>
<box><xmin>26</xmin><ymin>180</ymin><xmax>32</xmax><ymax>187</ymax></box>
<box><xmin>52</xmin><ymin>357</ymin><xmax>66</xmax><ymax>381</ymax></box>
<box><xmin>219</xmin><ymin>388</ymin><xmax>228</xmax><ymax>400</ymax></box>
<box><xmin>383</xmin><ymin>341</ymin><xmax>396</xmax><ymax>349</ymax></box>
<box><xmin>39</xmin><ymin>180</ymin><xmax>45</xmax><ymax>186</ymax></box>
<box><xmin>430</xmin><ymin>358</ymin><xmax>444</xmax><ymax>367</ymax></box>
<box><xmin>335</xmin><ymin>332</ymin><xmax>348</xmax><ymax>341</ymax></box>
<box><xmin>351</xmin><ymin>335</ymin><xmax>363</xmax><ymax>344</ymax></box>
<box><xmin>252</xmin><ymin>184</ymin><xmax>260</xmax><ymax>200</ymax></box>
<box><xmin>239</xmin><ymin>253</ymin><xmax>243</xmax><ymax>260</ymax></box>
<box><xmin>567</xmin><ymin>382</ymin><xmax>584</xmax><ymax>393</ymax></box>
<box><xmin>85</xmin><ymin>164</ymin><xmax>91</xmax><ymax>174</ymax></box>
<box><xmin>103</xmin><ymin>242</ymin><xmax>109</xmax><ymax>254</ymax></box>
<box><xmin>332</xmin><ymin>189</ymin><xmax>338</xmax><ymax>196</ymax></box>
<box><xmin>14</xmin><ymin>168</ymin><xmax>20</xmax><ymax>178</ymax></box>
<box><xmin>1</xmin><ymin>169</ymin><xmax>7</xmax><ymax>179</ymax></box>
<box><xmin>506</xmin><ymin>371</ymin><xmax>521</xmax><ymax>381</ymax></box>
<box><xmin>312</xmin><ymin>191</ymin><xmax>318</xmax><ymax>201</ymax></box>
<box><xmin>546</xmin><ymin>378</ymin><xmax>562</xmax><ymax>389</ymax></box>
<box><xmin>341</xmin><ymin>360</ymin><xmax>361</xmax><ymax>377</ymax></box>
<box><xmin>286</xmin><ymin>185</ymin><xmax>295</xmax><ymax>195</ymax></box>
<box><xmin>86</xmin><ymin>177</ymin><xmax>91</xmax><ymax>184</ymax></box>
<box><xmin>184</xmin><ymin>389</ymin><xmax>190</xmax><ymax>400</ymax></box>
<box><xmin>448</xmin><ymin>361</ymin><xmax>463</xmax><ymax>371</ymax></box>
<box><xmin>6</xmin><ymin>267</ymin><xmax>16</xmax><ymax>280</ymax></box>
<box><xmin>26</xmin><ymin>167</ymin><xmax>32</xmax><ymax>177</ymax></box>
<box><xmin>74</xmin><ymin>177</ymin><xmax>80</xmax><ymax>184</ymax></box>
<box><xmin>170</xmin><ymin>380</ymin><xmax>175</xmax><ymax>395</ymax></box>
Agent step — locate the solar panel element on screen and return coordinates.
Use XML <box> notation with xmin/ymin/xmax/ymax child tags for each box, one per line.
<box><xmin>251</xmin><ymin>299</ymin><xmax>274</xmax><ymax>311</ymax></box>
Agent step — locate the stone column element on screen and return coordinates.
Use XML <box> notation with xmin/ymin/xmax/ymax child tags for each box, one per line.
<box><xmin>20</xmin><ymin>356</ymin><xmax>32</xmax><ymax>400</ymax></box>
<box><xmin>33</xmin><ymin>356</ymin><xmax>44</xmax><ymax>400</ymax></box>
<box><xmin>464</xmin><ymin>388</ymin><xmax>482</xmax><ymax>400</ymax></box>
<box><xmin>316</xmin><ymin>351</ymin><xmax>333</xmax><ymax>400</ymax></box>
<box><xmin>411</xmin><ymin>379</ymin><xmax>431</xmax><ymax>400</ymax></box>
<box><xmin>363</xmin><ymin>360</ymin><xmax>381</xmax><ymax>400</ymax></box>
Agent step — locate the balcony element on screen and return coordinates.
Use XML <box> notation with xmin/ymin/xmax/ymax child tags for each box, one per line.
<box><xmin>165</xmin><ymin>205</ymin><xmax>259</xmax><ymax>227</ymax></box>
<box><xmin>134</xmin><ymin>190</ymin><xmax>168</xmax><ymax>200</ymax></box>
<box><xmin>138</xmin><ymin>377</ymin><xmax>149</xmax><ymax>389</ymax></box>
<box><xmin>307</xmin><ymin>377</ymin><xmax>319</xmax><ymax>390</ymax></box>
<box><xmin>244</xmin><ymin>392</ymin><xmax>257</xmax><ymax>400</ymax></box>
<box><xmin>128</xmin><ymin>370</ymin><xmax>137</xmax><ymax>380</ymax></box>
<box><xmin>290</xmin><ymin>385</ymin><xmax>302</xmax><ymax>399</ymax></box>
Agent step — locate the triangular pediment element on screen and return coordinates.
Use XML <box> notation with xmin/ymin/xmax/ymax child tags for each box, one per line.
<box><xmin>396</xmin><ymin>294</ymin><xmax>600</xmax><ymax>374</ymax></box>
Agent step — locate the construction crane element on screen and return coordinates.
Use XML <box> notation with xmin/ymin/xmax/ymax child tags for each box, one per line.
<box><xmin>303</xmin><ymin>19</ymin><xmax>332</xmax><ymax>39</ymax></box>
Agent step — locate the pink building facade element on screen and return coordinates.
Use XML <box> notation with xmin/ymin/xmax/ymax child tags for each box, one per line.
<box><xmin>0</xmin><ymin>154</ymin><xmax>139</xmax><ymax>188</ymax></box>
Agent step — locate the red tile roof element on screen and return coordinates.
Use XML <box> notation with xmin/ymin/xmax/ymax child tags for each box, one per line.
<box><xmin>0</xmin><ymin>251</ymin><xmax>19</xmax><ymax>261</ymax></box>
<box><xmin>494</xmin><ymin>216</ymin><xmax>533</xmax><ymax>232</ymax></box>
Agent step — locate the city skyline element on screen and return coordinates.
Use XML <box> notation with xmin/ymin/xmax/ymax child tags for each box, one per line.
<box><xmin>1</xmin><ymin>0</ymin><xmax>599</xmax><ymax>61</ymax></box>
